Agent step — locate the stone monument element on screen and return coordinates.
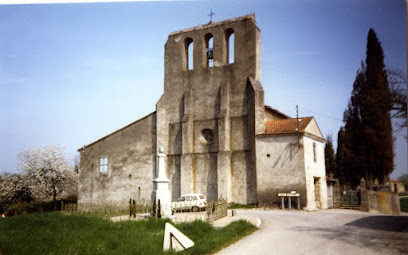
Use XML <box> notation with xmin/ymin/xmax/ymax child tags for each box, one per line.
<box><xmin>152</xmin><ymin>147</ymin><xmax>172</xmax><ymax>217</ymax></box>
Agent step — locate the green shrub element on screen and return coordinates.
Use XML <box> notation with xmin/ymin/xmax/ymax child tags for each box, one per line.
<box><xmin>400</xmin><ymin>197</ymin><xmax>408</xmax><ymax>212</ymax></box>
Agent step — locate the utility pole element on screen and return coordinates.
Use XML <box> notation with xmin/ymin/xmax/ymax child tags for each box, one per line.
<box><xmin>296</xmin><ymin>105</ymin><xmax>300</xmax><ymax>148</ymax></box>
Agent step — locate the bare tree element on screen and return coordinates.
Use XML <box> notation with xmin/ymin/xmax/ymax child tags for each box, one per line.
<box><xmin>387</xmin><ymin>67</ymin><xmax>407</xmax><ymax>137</ymax></box>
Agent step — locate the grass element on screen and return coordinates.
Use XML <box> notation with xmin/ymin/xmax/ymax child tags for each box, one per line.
<box><xmin>400</xmin><ymin>197</ymin><xmax>408</xmax><ymax>212</ymax></box>
<box><xmin>228</xmin><ymin>203</ymin><xmax>258</xmax><ymax>209</ymax></box>
<box><xmin>0</xmin><ymin>212</ymin><xmax>257</xmax><ymax>255</ymax></box>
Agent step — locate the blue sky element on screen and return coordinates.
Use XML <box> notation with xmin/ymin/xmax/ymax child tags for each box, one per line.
<box><xmin>0</xmin><ymin>0</ymin><xmax>406</xmax><ymax>179</ymax></box>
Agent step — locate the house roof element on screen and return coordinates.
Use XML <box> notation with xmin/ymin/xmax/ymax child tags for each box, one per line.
<box><xmin>77</xmin><ymin>111</ymin><xmax>156</xmax><ymax>152</ymax></box>
<box><xmin>264</xmin><ymin>105</ymin><xmax>290</xmax><ymax>119</ymax></box>
<box><xmin>263</xmin><ymin>117</ymin><xmax>313</xmax><ymax>135</ymax></box>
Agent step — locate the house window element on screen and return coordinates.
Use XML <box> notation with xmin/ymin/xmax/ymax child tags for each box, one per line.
<box><xmin>225</xmin><ymin>28</ymin><xmax>234</xmax><ymax>64</ymax></box>
<box><xmin>313</xmin><ymin>142</ymin><xmax>317</xmax><ymax>162</ymax></box>
<box><xmin>204</xmin><ymin>33</ymin><xmax>214</xmax><ymax>68</ymax></box>
<box><xmin>185</xmin><ymin>37</ymin><xmax>194</xmax><ymax>70</ymax></box>
<box><xmin>100</xmin><ymin>156</ymin><xmax>108</xmax><ymax>174</ymax></box>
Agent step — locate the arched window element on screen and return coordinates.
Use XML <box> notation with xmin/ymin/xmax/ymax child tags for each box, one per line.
<box><xmin>204</xmin><ymin>33</ymin><xmax>214</xmax><ymax>68</ymax></box>
<box><xmin>225</xmin><ymin>28</ymin><xmax>234</xmax><ymax>64</ymax></box>
<box><xmin>185</xmin><ymin>37</ymin><xmax>194</xmax><ymax>70</ymax></box>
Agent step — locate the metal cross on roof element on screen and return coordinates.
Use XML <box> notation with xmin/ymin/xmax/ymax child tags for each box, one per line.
<box><xmin>208</xmin><ymin>9</ymin><xmax>215</xmax><ymax>22</ymax></box>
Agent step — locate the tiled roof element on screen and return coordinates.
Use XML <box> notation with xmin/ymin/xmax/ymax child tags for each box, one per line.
<box><xmin>263</xmin><ymin>117</ymin><xmax>313</xmax><ymax>135</ymax></box>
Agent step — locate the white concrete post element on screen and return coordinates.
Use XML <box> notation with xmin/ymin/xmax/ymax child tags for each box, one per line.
<box><xmin>152</xmin><ymin>147</ymin><xmax>172</xmax><ymax>217</ymax></box>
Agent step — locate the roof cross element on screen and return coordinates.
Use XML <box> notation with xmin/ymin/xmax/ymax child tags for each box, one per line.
<box><xmin>208</xmin><ymin>9</ymin><xmax>215</xmax><ymax>22</ymax></box>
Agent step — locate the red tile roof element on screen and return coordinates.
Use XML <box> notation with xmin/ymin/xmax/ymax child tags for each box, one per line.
<box><xmin>263</xmin><ymin>117</ymin><xmax>313</xmax><ymax>135</ymax></box>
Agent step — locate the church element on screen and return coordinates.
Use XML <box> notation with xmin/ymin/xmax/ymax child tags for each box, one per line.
<box><xmin>78</xmin><ymin>14</ymin><xmax>328</xmax><ymax>211</ymax></box>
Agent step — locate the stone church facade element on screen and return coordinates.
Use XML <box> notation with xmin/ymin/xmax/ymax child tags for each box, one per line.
<box><xmin>78</xmin><ymin>14</ymin><xmax>328</xmax><ymax>210</ymax></box>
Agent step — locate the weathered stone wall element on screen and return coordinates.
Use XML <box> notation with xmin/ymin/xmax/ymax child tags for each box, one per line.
<box><xmin>255</xmin><ymin>135</ymin><xmax>307</xmax><ymax>207</ymax></box>
<box><xmin>303</xmin><ymin>135</ymin><xmax>328</xmax><ymax>210</ymax></box>
<box><xmin>78</xmin><ymin>113</ymin><xmax>156</xmax><ymax>208</ymax></box>
<box><xmin>361</xmin><ymin>190</ymin><xmax>400</xmax><ymax>216</ymax></box>
<box><xmin>156</xmin><ymin>14</ymin><xmax>262</xmax><ymax>204</ymax></box>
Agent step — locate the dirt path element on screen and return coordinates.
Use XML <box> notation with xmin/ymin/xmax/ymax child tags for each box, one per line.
<box><xmin>216</xmin><ymin>209</ymin><xmax>408</xmax><ymax>255</ymax></box>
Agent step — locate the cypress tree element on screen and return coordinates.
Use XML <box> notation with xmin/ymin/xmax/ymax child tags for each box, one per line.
<box><xmin>342</xmin><ymin>68</ymin><xmax>367</xmax><ymax>188</ymax></box>
<box><xmin>359</xmin><ymin>29</ymin><xmax>394</xmax><ymax>184</ymax></box>
<box><xmin>324</xmin><ymin>134</ymin><xmax>337</xmax><ymax>177</ymax></box>
<box><xmin>336</xmin><ymin>127</ymin><xmax>346</xmax><ymax>186</ymax></box>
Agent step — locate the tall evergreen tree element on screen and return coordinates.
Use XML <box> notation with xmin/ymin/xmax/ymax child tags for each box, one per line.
<box><xmin>336</xmin><ymin>127</ymin><xmax>346</xmax><ymax>186</ymax></box>
<box><xmin>359</xmin><ymin>29</ymin><xmax>394</xmax><ymax>184</ymax></box>
<box><xmin>324</xmin><ymin>134</ymin><xmax>337</xmax><ymax>177</ymax></box>
<box><xmin>342</xmin><ymin>67</ymin><xmax>366</xmax><ymax>188</ymax></box>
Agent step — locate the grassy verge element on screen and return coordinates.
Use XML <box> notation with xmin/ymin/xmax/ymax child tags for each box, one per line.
<box><xmin>0</xmin><ymin>213</ymin><xmax>257</xmax><ymax>255</ymax></box>
<box><xmin>228</xmin><ymin>203</ymin><xmax>258</xmax><ymax>209</ymax></box>
<box><xmin>400</xmin><ymin>197</ymin><xmax>408</xmax><ymax>212</ymax></box>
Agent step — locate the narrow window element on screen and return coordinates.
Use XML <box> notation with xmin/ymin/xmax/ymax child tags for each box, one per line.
<box><xmin>225</xmin><ymin>28</ymin><xmax>234</xmax><ymax>64</ymax></box>
<box><xmin>205</xmin><ymin>33</ymin><xmax>214</xmax><ymax>68</ymax></box>
<box><xmin>185</xmin><ymin>38</ymin><xmax>194</xmax><ymax>70</ymax></box>
<box><xmin>313</xmin><ymin>142</ymin><xmax>317</xmax><ymax>162</ymax></box>
<box><xmin>100</xmin><ymin>156</ymin><xmax>108</xmax><ymax>174</ymax></box>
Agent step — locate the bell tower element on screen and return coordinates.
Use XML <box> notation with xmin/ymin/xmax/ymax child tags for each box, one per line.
<box><xmin>156</xmin><ymin>14</ymin><xmax>264</xmax><ymax>204</ymax></box>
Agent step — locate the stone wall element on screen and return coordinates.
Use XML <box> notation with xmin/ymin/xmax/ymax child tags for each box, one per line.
<box><xmin>156</xmin><ymin>14</ymin><xmax>263</xmax><ymax>204</ymax></box>
<box><xmin>361</xmin><ymin>189</ymin><xmax>400</xmax><ymax>216</ymax></box>
<box><xmin>78</xmin><ymin>112</ymin><xmax>156</xmax><ymax>208</ymax></box>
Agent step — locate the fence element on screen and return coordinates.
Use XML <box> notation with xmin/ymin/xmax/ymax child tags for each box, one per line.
<box><xmin>62</xmin><ymin>199</ymin><xmax>228</xmax><ymax>223</ymax></box>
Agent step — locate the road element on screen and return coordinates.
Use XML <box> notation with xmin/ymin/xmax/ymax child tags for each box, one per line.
<box><xmin>216</xmin><ymin>209</ymin><xmax>408</xmax><ymax>255</ymax></box>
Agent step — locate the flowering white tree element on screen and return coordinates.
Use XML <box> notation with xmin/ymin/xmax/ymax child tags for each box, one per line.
<box><xmin>18</xmin><ymin>145</ymin><xmax>78</xmax><ymax>205</ymax></box>
<box><xmin>0</xmin><ymin>173</ymin><xmax>33</xmax><ymax>206</ymax></box>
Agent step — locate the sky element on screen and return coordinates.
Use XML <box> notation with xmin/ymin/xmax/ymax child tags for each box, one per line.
<box><xmin>0</xmin><ymin>0</ymin><xmax>406</xmax><ymax>179</ymax></box>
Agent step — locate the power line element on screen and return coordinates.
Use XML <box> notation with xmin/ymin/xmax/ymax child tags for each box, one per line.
<box><xmin>299</xmin><ymin>106</ymin><xmax>344</xmax><ymax>123</ymax></box>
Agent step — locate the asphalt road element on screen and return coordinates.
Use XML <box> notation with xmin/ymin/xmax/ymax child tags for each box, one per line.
<box><xmin>216</xmin><ymin>209</ymin><xmax>408</xmax><ymax>255</ymax></box>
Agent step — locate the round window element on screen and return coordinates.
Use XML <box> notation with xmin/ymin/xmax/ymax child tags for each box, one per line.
<box><xmin>200</xmin><ymin>129</ymin><xmax>214</xmax><ymax>145</ymax></box>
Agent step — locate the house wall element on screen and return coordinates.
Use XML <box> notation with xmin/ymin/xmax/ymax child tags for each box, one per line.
<box><xmin>78</xmin><ymin>113</ymin><xmax>156</xmax><ymax>208</ymax></box>
<box><xmin>390</xmin><ymin>181</ymin><xmax>406</xmax><ymax>193</ymax></box>
<box><xmin>303</xmin><ymin>135</ymin><xmax>328</xmax><ymax>210</ymax></box>
<box><xmin>255</xmin><ymin>135</ymin><xmax>307</xmax><ymax>207</ymax></box>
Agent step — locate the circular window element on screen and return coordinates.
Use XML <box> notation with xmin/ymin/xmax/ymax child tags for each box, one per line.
<box><xmin>200</xmin><ymin>129</ymin><xmax>215</xmax><ymax>145</ymax></box>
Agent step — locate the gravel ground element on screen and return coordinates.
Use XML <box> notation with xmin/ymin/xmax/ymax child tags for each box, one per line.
<box><xmin>216</xmin><ymin>209</ymin><xmax>408</xmax><ymax>255</ymax></box>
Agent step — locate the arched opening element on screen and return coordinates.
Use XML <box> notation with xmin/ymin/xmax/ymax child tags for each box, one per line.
<box><xmin>225</xmin><ymin>28</ymin><xmax>234</xmax><ymax>64</ymax></box>
<box><xmin>185</xmin><ymin>37</ymin><xmax>194</xmax><ymax>70</ymax></box>
<box><xmin>204</xmin><ymin>33</ymin><xmax>214</xmax><ymax>68</ymax></box>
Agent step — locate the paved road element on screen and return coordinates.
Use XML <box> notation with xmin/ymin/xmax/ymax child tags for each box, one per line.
<box><xmin>216</xmin><ymin>209</ymin><xmax>408</xmax><ymax>255</ymax></box>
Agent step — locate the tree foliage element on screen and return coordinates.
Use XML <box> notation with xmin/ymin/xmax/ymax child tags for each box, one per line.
<box><xmin>359</xmin><ymin>29</ymin><xmax>394</xmax><ymax>184</ymax></box>
<box><xmin>17</xmin><ymin>145</ymin><xmax>78</xmax><ymax>204</ymax></box>
<box><xmin>398</xmin><ymin>174</ymin><xmax>408</xmax><ymax>190</ymax></box>
<box><xmin>342</xmin><ymin>67</ymin><xmax>367</xmax><ymax>188</ymax></box>
<box><xmin>335</xmin><ymin>127</ymin><xmax>346</xmax><ymax>185</ymax></box>
<box><xmin>339</xmin><ymin>29</ymin><xmax>394</xmax><ymax>188</ymax></box>
<box><xmin>324</xmin><ymin>134</ymin><xmax>336</xmax><ymax>177</ymax></box>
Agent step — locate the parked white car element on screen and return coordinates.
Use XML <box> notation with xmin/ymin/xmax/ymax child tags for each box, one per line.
<box><xmin>172</xmin><ymin>193</ymin><xmax>207</xmax><ymax>212</ymax></box>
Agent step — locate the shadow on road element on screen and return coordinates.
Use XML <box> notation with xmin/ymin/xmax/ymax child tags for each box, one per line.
<box><xmin>292</xmin><ymin>216</ymin><xmax>408</xmax><ymax>254</ymax></box>
<box><xmin>345</xmin><ymin>216</ymin><xmax>408</xmax><ymax>232</ymax></box>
